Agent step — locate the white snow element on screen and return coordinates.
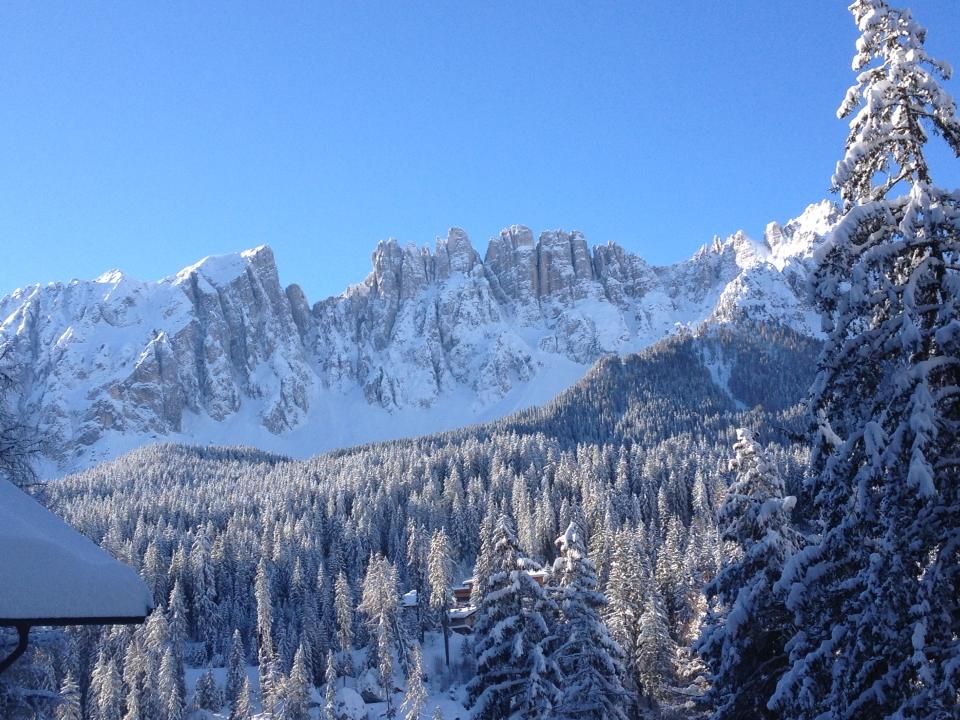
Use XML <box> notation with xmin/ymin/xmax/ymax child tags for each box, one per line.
<box><xmin>0</xmin><ymin>203</ymin><xmax>838</xmax><ymax>478</ymax></box>
<box><xmin>0</xmin><ymin>480</ymin><xmax>153</xmax><ymax>620</ymax></box>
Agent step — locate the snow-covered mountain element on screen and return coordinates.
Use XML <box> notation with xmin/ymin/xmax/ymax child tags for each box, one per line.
<box><xmin>0</xmin><ymin>200</ymin><xmax>837</xmax><ymax>476</ymax></box>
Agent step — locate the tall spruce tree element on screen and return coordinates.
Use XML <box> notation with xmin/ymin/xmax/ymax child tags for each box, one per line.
<box><xmin>225</xmin><ymin>629</ymin><xmax>246</xmax><ymax>712</ymax></box>
<box><xmin>467</xmin><ymin>514</ymin><xmax>562</xmax><ymax>720</ymax></box>
<box><xmin>401</xmin><ymin>643</ymin><xmax>427</xmax><ymax>720</ymax></box>
<box><xmin>772</xmin><ymin>2</ymin><xmax>960</xmax><ymax>718</ymax></box>
<box><xmin>551</xmin><ymin>510</ymin><xmax>632</xmax><ymax>720</ymax></box>
<box><xmin>635</xmin><ymin>589</ymin><xmax>674</xmax><ymax>705</ymax></box>
<box><xmin>56</xmin><ymin>672</ymin><xmax>82</xmax><ymax>720</ymax></box>
<box><xmin>604</xmin><ymin>526</ymin><xmax>652</xmax><ymax>700</ymax></box>
<box><xmin>229</xmin><ymin>675</ymin><xmax>252</xmax><ymax>720</ymax></box>
<box><xmin>322</xmin><ymin>654</ymin><xmax>337</xmax><ymax>720</ymax></box>
<box><xmin>696</xmin><ymin>429</ymin><xmax>800</xmax><ymax>720</ymax></box>
<box><xmin>426</xmin><ymin>528</ymin><xmax>454</xmax><ymax>667</ymax></box>
<box><xmin>359</xmin><ymin>555</ymin><xmax>401</xmax><ymax>717</ymax></box>
<box><xmin>333</xmin><ymin>571</ymin><xmax>355</xmax><ymax>677</ymax></box>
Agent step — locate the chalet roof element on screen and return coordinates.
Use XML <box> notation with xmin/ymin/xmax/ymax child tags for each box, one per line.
<box><xmin>0</xmin><ymin>480</ymin><xmax>153</xmax><ymax>624</ymax></box>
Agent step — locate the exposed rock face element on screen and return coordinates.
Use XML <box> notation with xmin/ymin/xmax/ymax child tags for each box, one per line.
<box><xmin>0</xmin><ymin>201</ymin><xmax>839</xmax><ymax>475</ymax></box>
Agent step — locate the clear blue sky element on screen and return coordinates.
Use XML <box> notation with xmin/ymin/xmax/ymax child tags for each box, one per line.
<box><xmin>2</xmin><ymin>1</ymin><xmax>958</xmax><ymax>303</ymax></box>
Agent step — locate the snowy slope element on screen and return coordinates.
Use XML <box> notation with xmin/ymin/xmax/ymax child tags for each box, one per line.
<box><xmin>0</xmin><ymin>201</ymin><xmax>838</xmax><ymax>477</ymax></box>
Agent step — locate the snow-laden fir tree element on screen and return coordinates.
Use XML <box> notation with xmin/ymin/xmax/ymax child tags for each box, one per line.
<box><xmin>467</xmin><ymin>514</ymin><xmax>562</xmax><ymax>720</ymax></box>
<box><xmin>322</xmin><ymin>654</ymin><xmax>337</xmax><ymax>720</ymax></box>
<box><xmin>333</xmin><ymin>571</ymin><xmax>354</xmax><ymax>677</ymax></box>
<box><xmin>229</xmin><ymin>675</ymin><xmax>252</xmax><ymax>720</ymax></box>
<box><xmin>159</xmin><ymin>647</ymin><xmax>183</xmax><ymax>720</ymax></box>
<box><xmin>55</xmin><ymin>672</ymin><xmax>82</xmax><ymax>720</ymax></box>
<box><xmin>604</xmin><ymin>526</ymin><xmax>653</xmax><ymax>701</ymax></box>
<box><xmin>772</xmin><ymin>2</ymin><xmax>960</xmax><ymax>718</ymax></box>
<box><xmin>193</xmin><ymin>668</ymin><xmax>221</xmax><ymax>713</ymax></box>
<box><xmin>359</xmin><ymin>555</ymin><xmax>400</xmax><ymax>717</ymax></box>
<box><xmin>255</xmin><ymin>558</ymin><xmax>278</xmax><ymax>710</ymax></box>
<box><xmin>696</xmin><ymin>429</ymin><xmax>800</xmax><ymax>720</ymax></box>
<box><xmin>401</xmin><ymin>642</ymin><xmax>427</xmax><ymax>720</ymax></box>
<box><xmin>282</xmin><ymin>644</ymin><xmax>311</xmax><ymax>720</ymax></box>
<box><xmin>225</xmin><ymin>629</ymin><xmax>246</xmax><ymax>712</ymax></box>
<box><xmin>92</xmin><ymin>651</ymin><xmax>123</xmax><ymax>720</ymax></box>
<box><xmin>551</xmin><ymin>507</ymin><xmax>633</xmax><ymax>720</ymax></box>
<box><xmin>427</xmin><ymin>528</ymin><xmax>454</xmax><ymax>667</ymax></box>
<box><xmin>635</xmin><ymin>588</ymin><xmax>674</xmax><ymax>704</ymax></box>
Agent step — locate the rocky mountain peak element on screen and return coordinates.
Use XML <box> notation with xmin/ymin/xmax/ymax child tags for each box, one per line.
<box><xmin>436</xmin><ymin>227</ymin><xmax>480</xmax><ymax>278</ymax></box>
<box><xmin>1</xmin><ymin>202</ymin><xmax>838</xmax><ymax>476</ymax></box>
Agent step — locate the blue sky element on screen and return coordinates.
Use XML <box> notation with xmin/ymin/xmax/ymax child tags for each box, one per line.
<box><xmin>1</xmin><ymin>1</ymin><xmax>958</xmax><ymax>302</ymax></box>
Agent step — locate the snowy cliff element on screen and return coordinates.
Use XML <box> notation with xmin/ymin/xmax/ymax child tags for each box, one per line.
<box><xmin>0</xmin><ymin>201</ymin><xmax>838</xmax><ymax>475</ymax></box>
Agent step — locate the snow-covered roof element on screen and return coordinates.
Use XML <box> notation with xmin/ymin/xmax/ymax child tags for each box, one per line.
<box><xmin>0</xmin><ymin>481</ymin><xmax>153</xmax><ymax>623</ymax></box>
<box><xmin>401</xmin><ymin>589</ymin><xmax>418</xmax><ymax>607</ymax></box>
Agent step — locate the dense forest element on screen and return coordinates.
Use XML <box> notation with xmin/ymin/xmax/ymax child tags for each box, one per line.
<box><xmin>1</xmin><ymin>324</ymin><xmax>816</xmax><ymax>719</ymax></box>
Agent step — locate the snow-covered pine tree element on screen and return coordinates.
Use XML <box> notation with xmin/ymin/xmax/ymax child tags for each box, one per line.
<box><xmin>255</xmin><ymin>558</ymin><xmax>278</xmax><ymax>708</ymax></box>
<box><xmin>771</xmin><ymin>2</ymin><xmax>960</xmax><ymax>719</ymax></box>
<box><xmin>225</xmin><ymin>629</ymin><xmax>246</xmax><ymax>712</ymax></box>
<box><xmin>56</xmin><ymin>671</ymin><xmax>82</xmax><ymax>720</ymax></box>
<box><xmin>359</xmin><ymin>555</ymin><xmax>400</xmax><ymax>716</ymax></box>
<box><xmin>635</xmin><ymin>588</ymin><xmax>674</xmax><ymax>704</ymax></box>
<box><xmin>696</xmin><ymin>429</ymin><xmax>800</xmax><ymax>720</ymax></box>
<box><xmin>426</xmin><ymin>527</ymin><xmax>454</xmax><ymax>667</ymax></box>
<box><xmin>406</xmin><ymin>522</ymin><xmax>429</xmax><ymax>640</ymax></box>
<box><xmin>551</xmin><ymin>509</ymin><xmax>633</xmax><ymax>720</ymax></box>
<box><xmin>333</xmin><ymin>570</ymin><xmax>354</xmax><ymax>677</ymax></box>
<box><xmin>93</xmin><ymin>652</ymin><xmax>123</xmax><ymax>720</ymax></box>
<box><xmin>401</xmin><ymin>642</ymin><xmax>427</xmax><ymax>720</ymax></box>
<box><xmin>470</xmin><ymin>506</ymin><xmax>497</xmax><ymax>607</ymax></box>
<box><xmin>467</xmin><ymin>514</ymin><xmax>562</xmax><ymax>720</ymax></box>
<box><xmin>322</xmin><ymin>653</ymin><xmax>337</xmax><ymax>720</ymax></box>
<box><xmin>604</xmin><ymin>526</ymin><xmax>652</xmax><ymax>699</ymax></box>
<box><xmin>159</xmin><ymin>648</ymin><xmax>183</xmax><ymax>720</ymax></box>
<box><xmin>229</xmin><ymin>675</ymin><xmax>252</xmax><ymax>720</ymax></box>
<box><xmin>282</xmin><ymin>644</ymin><xmax>311</xmax><ymax>720</ymax></box>
<box><xmin>193</xmin><ymin>668</ymin><xmax>221</xmax><ymax>712</ymax></box>
<box><xmin>166</xmin><ymin>580</ymin><xmax>188</xmax><ymax>701</ymax></box>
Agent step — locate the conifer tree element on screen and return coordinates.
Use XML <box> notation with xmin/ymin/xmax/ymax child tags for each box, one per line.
<box><xmin>283</xmin><ymin>644</ymin><xmax>311</xmax><ymax>720</ymax></box>
<box><xmin>360</xmin><ymin>555</ymin><xmax>401</xmax><ymax>716</ymax></box>
<box><xmin>635</xmin><ymin>590</ymin><xmax>674</xmax><ymax>703</ymax></box>
<box><xmin>225</xmin><ymin>629</ymin><xmax>246</xmax><ymax>712</ymax></box>
<box><xmin>426</xmin><ymin>528</ymin><xmax>454</xmax><ymax>667</ymax></box>
<box><xmin>322</xmin><ymin>654</ymin><xmax>337</xmax><ymax>720</ymax></box>
<box><xmin>467</xmin><ymin>514</ymin><xmax>562</xmax><ymax>720</ymax></box>
<box><xmin>56</xmin><ymin>672</ymin><xmax>82</xmax><ymax>720</ymax></box>
<box><xmin>696</xmin><ymin>429</ymin><xmax>800</xmax><ymax>720</ymax></box>
<box><xmin>604</xmin><ymin>527</ymin><xmax>650</xmax><ymax>698</ymax></box>
<box><xmin>333</xmin><ymin>571</ymin><xmax>354</xmax><ymax>677</ymax></box>
<box><xmin>193</xmin><ymin>669</ymin><xmax>221</xmax><ymax>712</ymax></box>
<box><xmin>255</xmin><ymin>558</ymin><xmax>278</xmax><ymax>708</ymax></box>
<box><xmin>229</xmin><ymin>675</ymin><xmax>252</xmax><ymax>720</ymax></box>
<box><xmin>401</xmin><ymin>643</ymin><xmax>427</xmax><ymax>720</ymax></box>
<box><xmin>159</xmin><ymin>648</ymin><xmax>183</xmax><ymax>720</ymax></box>
<box><xmin>773</xmin><ymin>2</ymin><xmax>960</xmax><ymax>718</ymax></box>
<box><xmin>551</xmin><ymin>510</ymin><xmax>632</xmax><ymax>720</ymax></box>
<box><xmin>470</xmin><ymin>506</ymin><xmax>497</xmax><ymax>606</ymax></box>
<box><xmin>93</xmin><ymin>653</ymin><xmax>123</xmax><ymax>720</ymax></box>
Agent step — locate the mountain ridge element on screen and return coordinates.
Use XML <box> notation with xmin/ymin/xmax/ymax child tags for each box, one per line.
<box><xmin>0</xmin><ymin>201</ymin><xmax>838</xmax><ymax>476</ymax></box>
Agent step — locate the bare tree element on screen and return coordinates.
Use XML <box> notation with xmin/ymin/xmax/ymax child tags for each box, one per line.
<box><xmin>0</xmin><ymin>347</ymin><xmax>37</xmax><ymax>487</ymax></box>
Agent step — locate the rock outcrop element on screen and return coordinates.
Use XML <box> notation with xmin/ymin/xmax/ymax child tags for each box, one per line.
<box><xmin>0</xmin><ymin>201</ymin><xmax>839</xmax><ymax>475</ymax></box>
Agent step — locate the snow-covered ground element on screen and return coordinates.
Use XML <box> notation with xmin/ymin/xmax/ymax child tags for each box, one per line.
<box><xmin>184</xmin><ymin>632</ymin><xmax>470</xmax><ymax>720</ymax></box>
